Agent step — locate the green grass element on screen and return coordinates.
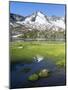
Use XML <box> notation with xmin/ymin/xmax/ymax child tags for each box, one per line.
<box><xmin>28</xmin><ymin>73</ymin><xmax>39</xmax><ymax>81</ymax></box>
<box><xmin>10</xmin><ymin>41</ymin><xmax>65</xmax><ymax>67</ymax></box>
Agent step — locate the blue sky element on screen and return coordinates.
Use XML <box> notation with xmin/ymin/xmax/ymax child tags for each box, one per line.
<box><xmin>10</xmin><ymin>1</ymin><xmax>65</xmax><ymax>17</ymax></box>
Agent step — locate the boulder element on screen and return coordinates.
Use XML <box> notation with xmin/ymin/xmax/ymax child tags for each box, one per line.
<box><xmin>28</xmin><ymin>73</ymin><xmax>38</xmax><ymax>81</ymax></box>
<box><xmin>39</xmin><ymin>69</ymin><xmax>49</xmax><ymax>78</ymax></box>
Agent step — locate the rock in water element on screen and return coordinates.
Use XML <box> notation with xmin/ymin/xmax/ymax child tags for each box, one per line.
<box><xmin>28</xmin><ymin>74</ymin><xmax>38</xmax><ymax>81</ymax></box>
<box><xmin>39</xmin><ymin>69</ymin><xmax>49</xmax><ymax>78</ymax></box>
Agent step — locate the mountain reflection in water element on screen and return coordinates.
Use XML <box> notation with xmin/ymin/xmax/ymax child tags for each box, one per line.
<box><xmin>10</xmin><ymin>56</ymin><xmax>66</xmax><ymax>89</ymax></box>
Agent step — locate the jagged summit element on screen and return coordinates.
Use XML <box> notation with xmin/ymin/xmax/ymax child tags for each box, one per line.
<box><xmin>10</xmin><ymin>11</ymin><xmax>65</xmax><ymax>31</ymax></box>
<box><xmin>16</xmin><ymin>11</ymin><xmax>51</xmax><ymax>29</ymax></box>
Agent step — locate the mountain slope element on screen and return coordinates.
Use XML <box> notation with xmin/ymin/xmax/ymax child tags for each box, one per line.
<box><xmin>10</xmin><ymin>11</ymin><xmax>65</xmax><ymax>41</ymax></box>
<box><xmin>16</xmin><ymin>11</ymin><xmax>65</xmax><ymax>31</ymax></box>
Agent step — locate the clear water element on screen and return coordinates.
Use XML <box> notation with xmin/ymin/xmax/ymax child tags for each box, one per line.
<box><xmin>10</xmin><ymin>58</ymin><xmax>66</xmax><ymax>89</ymax></box>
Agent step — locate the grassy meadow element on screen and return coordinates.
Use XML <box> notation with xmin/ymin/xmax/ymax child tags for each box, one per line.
<box><xmin>10</xmin><ymin>41</ymin><xmax>65</xmax><ymax>67</ymax></box>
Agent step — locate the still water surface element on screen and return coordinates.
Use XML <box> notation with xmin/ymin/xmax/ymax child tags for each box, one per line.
<box><xmin>10</xmin><ymin>57</ymin><xmax>66</xmax><ymax>89</ymax></box>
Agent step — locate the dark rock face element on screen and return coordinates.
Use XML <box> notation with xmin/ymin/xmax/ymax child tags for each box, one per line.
<box><xmin>10</xmin><ymin>13</ymin><xmax>25</xmax><ymax>22</ymax></box>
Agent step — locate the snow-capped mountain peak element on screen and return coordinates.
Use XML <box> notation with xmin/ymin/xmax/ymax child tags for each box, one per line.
<box><xmin>17</xmin><ymin>11</ymin><xmax>50</xmax><ymax>26</ymax></box>
<box><xmin>34</xmin><ymin>11</ymin><xmax>49</xmax><ymax>24</ymax></box>
<box><xmin>11</xmin><ymin>11</ymin><xmax>65</xmax><ymax>31</ymax></box>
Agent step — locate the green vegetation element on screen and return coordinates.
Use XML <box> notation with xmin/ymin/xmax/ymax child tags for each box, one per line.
<box><xmin>10</xmin><ymin>41</ymin><xmax>65</xmax><ymax>67</ymax></box>
<box><xmin>56</xmin><ymin>60</ymin><xmax>65</xmax><ymax>68</ymax></box>
<box><xmin>28</xmin><ymin>69</ymin><xmax>50</xmax><ymax>81</ymax></box>
<box><xmin>15</xmin><ymin>28</ymin><xmax>65</xmax><ymax>41</ymax></box>
<box><xmin>28</xmin><ymin>73</ymin><xmax>39</xmax><ymax>81</ymax></box>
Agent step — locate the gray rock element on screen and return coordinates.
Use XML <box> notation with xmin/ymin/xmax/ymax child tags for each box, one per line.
<box><xmin>39</xmin><ymin>69</ymin><xmax>49</xmax><ymax>78</ymax></box>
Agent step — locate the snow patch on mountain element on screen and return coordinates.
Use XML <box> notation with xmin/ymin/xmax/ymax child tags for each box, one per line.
<box><xmin>51</xmin><ymin>19</ymin><xmax>65</xmax><ymax>29</ymax></box>
<box><xmin>12</xmin><ymin>11</ymin><xmax>65</xmax><ymax>31</ymax></box>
